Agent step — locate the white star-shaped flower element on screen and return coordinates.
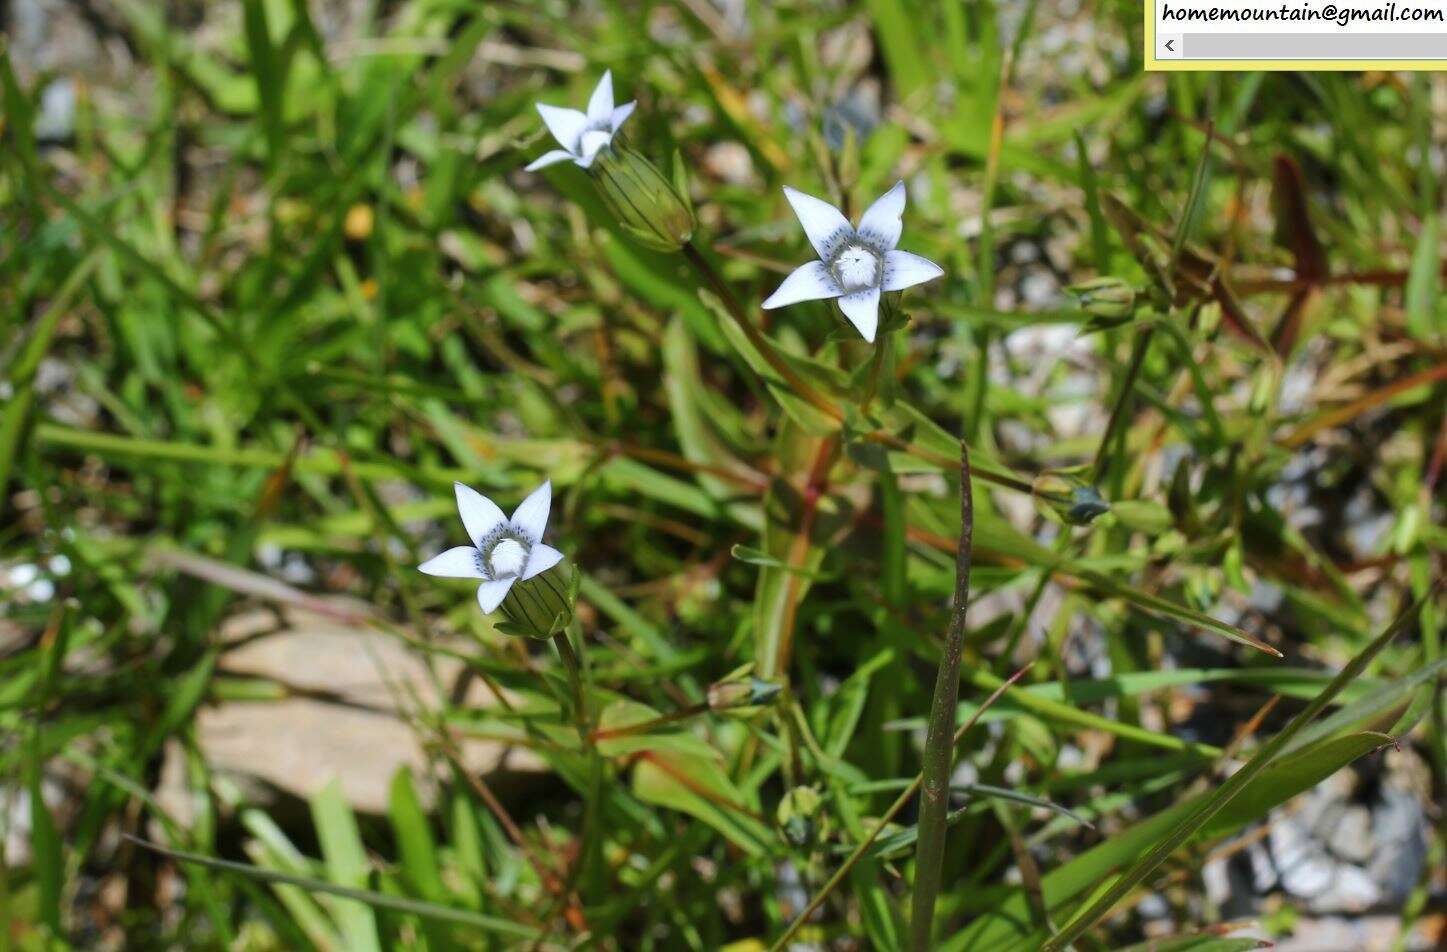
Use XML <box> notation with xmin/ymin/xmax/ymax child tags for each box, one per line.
<box><xmin>525</xmin><ymin>70</ymin><xmax>636</xmax><ymax>171</ymax></box>
<box><xmin>761</xmin><ymin>181</ymin><xmax>943</xmax><ymax>342</ymax></box>
<box><xmin>418</xmin><ymin>480</ymin><xmax>565</xmax><ymax>613</ymax></box>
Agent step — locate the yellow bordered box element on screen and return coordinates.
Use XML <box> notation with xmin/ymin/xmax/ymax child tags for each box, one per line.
<box><xmin>1145</xmin><ymin>0</ymin><xmax>1447</xmax><ymax>70</ymax></box>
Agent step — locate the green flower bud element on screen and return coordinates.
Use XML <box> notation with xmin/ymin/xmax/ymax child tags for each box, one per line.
<box><xmin>1069</xmin><ymin>277</ymin><xmax>1137</xmax><ymax>331</ymax></box>
<box><xmin>1033</xmin><ymin>471</ymin><xmax>1110</xmax><ymax>527</ymax></box>
<box><xmin>497</xmin><ymin>565</ymin><xmax>578</xmax><ymax>640</ymax></box>
<box><xmin>589</xmin><ymin>144</ymin><xmax>696</xmax><ymax>252</ymax></box>
<box><xmin>776</xmin><ymin>785</ymin><xmax>824</xmax><ymax>847</ymax></box>
<box><xmin>707</xmin><ymin>675</ymin><xmax>783</xmax><ymax>712</ymax></box>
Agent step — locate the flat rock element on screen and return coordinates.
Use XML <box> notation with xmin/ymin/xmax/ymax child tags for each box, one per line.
<box><xmin>155</xmin><ymin>606</ymin><xmax>543</xmax><ymax>822</ymax></box>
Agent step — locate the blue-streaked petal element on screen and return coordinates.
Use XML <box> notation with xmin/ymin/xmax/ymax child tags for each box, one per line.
<box><xmin>535</xmin><ymin>103</ymin><xmax>587</xmax><ymax>153</ymax></box>
<box><xmin>525</xmin><ymin>149</ymin><xmax>578</xmax><ymax>171</ymax></box>
<box><xmin>579</xmin><ymin>129</ymin><xmax>613</xmax><ymax>163</ymax></box>
<box><xmin>523</xmin><ymin>544</ymin><xmax>564</xmax><ymax>580</ymax></box>
<box><xmin>782</xmin><ymin>186</ymin><xmax>852</xmax><ymax>262</ymax></box>
<box><xmin>837</xmin><ymin>287</ymin><xmax>881</xmax><ymax>342</ymax></box>
<box><xmin>477</xmin><ymin>577</ymin><xmax>515</xmax><ymax>613</ymax></box>
<box><xmin>761</xmin><ymin>261</ymin><xmax>844</xmax><ymax>310</ymax></box>
<box><xmin>418</xmin><ymin>546</ymin><xmax>484</xmax><ymax>578</ymax></box>
<box><xmin>858</xmin><ymin>180</ymin><xmax>906</xmax><ymax>251</ymax></box>
<box><xmin>512</xmin><ymin>480</ymin><xmax>552</xmax><ymax>542</ymax></box>
<box><xmin>587</xmin><ymin>70</ymin><xmax>614</xmax><ymax>126</ymax></box>
<box><xmin>882</xmin><ymin>249</ymin><xmax>944</xmax><ymax>292</ymax></box>
<box><xmin>610</xmin><ymin>101</ymin><xmax>636</xmax><ymax>133</ymax></box>
<box><xmin>455</xmin><ymin>482</ymin><xmax>507</xmax><ymax>548</ymax></box>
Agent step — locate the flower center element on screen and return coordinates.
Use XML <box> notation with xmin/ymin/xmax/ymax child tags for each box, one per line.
<box><xmin>831</xmin><ymin>244</ymin><xmax>881</xmax><ymax>292</ymax></box>
<box><xmin>488</xmin><ymin>538</ymin><xmax>530</xmax><ymax>579</ymax></box>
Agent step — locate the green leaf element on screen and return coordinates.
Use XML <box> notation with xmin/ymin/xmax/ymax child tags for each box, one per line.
<box><xmin>594</xmin><ymin>699</ymin><xmax>718</xmax><ymax>759</ymax></box>
<box><xmin>310</xmin><ymin>780</ymin><xmax>382</xmax><ymax>952</ymax></box>
<box><xmin>1032</xmin><ymin>589</ymin><xmax>1430</xmax><ymax>951</ymax></box>
<box><xmin>824</xmin><ymin>649</ymin><xmax>894</xmax><ymax>758</ymax></box>
<box><xmin>632</xmin><ymin>751</ymin><xmax>774</xmax><ymax>857</ymax></box>
<box><xmin>953</xmin><ymin>732</ymin><xmax>1391</xmax><ymax>950</ymax></box>
<box><xmin>730</xmin><ymin>544</ymin><xmax>834</xmax><ymax>579</ymax></box>
<box><xmin>388</xmin><ymin>769</ymin><xmax>446</xmax><ymax>902</ymax></box>
<box><xmin>26</xmin><ymin>732</ymin><xmax>62</xmax><ymax>934</ymax></box>
<box><xmin>242</xmin><ymin>0</ymin><xmax>285</xmax><ymax>166</ymax></box>
<box><xmin>1405</xmin><ymin>211</ymin><xmax>1439</xmax><ymax>339</ymax></box>
<box><xmin>1284</xmin><ymin>655</ymin><xmax>1447</xmax><ymax>755</ymax></box>
<box><xmin>866</xmin><ymin>0</ymin><xmax>929</xmax><ymax>99</ymax></box>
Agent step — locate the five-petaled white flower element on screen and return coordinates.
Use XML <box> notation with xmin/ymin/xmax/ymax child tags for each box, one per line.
<box><xmin>418</xmin><ymin>481</ymin><xmax>565</xmax><ymax>613</ymax></box>
<box><xmin>762</xmin><ymin>182</ymin><xmax>943</xmax><ymax>342</ymax></box>
<box><xmin>525</xmin><ymin>70</ymin><xmax>636</xmax><ymax>171</ymax></box>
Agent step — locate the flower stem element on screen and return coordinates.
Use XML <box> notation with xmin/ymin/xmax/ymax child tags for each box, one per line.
<box><xmin>680</xmin><ymin>242</ymin><xmax>843</xmax><ymax>422</ymax></box>
<box><xmin>1090</xmin><ymin>325</ymin><xmax>1155</xmax><ymax>486</ymax></box>
<box><xmin>860</xmin><ymin>308</ymin><xmax>893</xmax><ymax>413</ymax></box>
<box><xmin>909</xmin><ymin>439</ymin><xmax>974</xmax><ymax>951</ymax></box>
<box><xmin>552</xmin><ymin>630</ymin><xmax>586</xmax><ymax>730</ymax></box>
<box><xmin>767</xmin><ymin>660</ymin><xmax>1030</xmax><ymax>952</ymax></box>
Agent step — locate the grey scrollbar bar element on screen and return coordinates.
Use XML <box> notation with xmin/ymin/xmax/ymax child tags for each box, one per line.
<box><xmin>1184</xmin><ymin>33</ymin><xmax>1447</xmax><ymax>58</ymax></box>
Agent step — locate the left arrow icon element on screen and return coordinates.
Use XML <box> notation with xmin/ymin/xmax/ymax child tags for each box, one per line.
<box><xmin>1165</xmin><ymin>39</ymin><xmax>1175</xmax><ymax>51</ymax></box>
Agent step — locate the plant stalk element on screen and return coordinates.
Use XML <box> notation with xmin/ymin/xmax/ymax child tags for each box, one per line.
<box><xmin>680</xmin><ymin>242</ymin><xmax>842</xmax><ymax>421</ymax></box>
<box><xmin>1090</xmin><ymin>324</ymin><xmax>1155</xmax><ymax>486</ymax></box>
<box><xmin>909</xmin><ymin>439</ymin><xmax>974</xmax><ymax>950</ymax></box>
<box><xmin>552</xmin><ymin>630</ymin><xmax>586</xmax><ymax>732</ymax></box>
<box><xmin>765</xmin><ymin>659</ymin><xmax>1027</xmax><ymax>952</ymax></box>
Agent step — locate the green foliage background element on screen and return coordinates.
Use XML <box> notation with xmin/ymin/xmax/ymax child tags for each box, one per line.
<box><xmin>1</xmin><ymin>0</ymin><xmax>1443</xmax><ymax>949</ymax></box>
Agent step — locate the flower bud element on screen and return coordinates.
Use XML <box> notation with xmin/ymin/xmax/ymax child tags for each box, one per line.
<box><xmin>1033</xmin><ymin>471</ymin><xmax>1110</xmax><ymax>527</ymax></box>
<box><xmin>707</xmin><ymin>676</ymin><xmax>783</xmax><ymax>712</ymax></box>
<box><xmin>497</xmin><ymin>566</ymin><xmax>577</xmax><ymax>640</ymax></box>
<box><xmin>776</xmin><ymin>785</ymin><xmax>824</xmax><ymax>847</ymax></box>
<box><xmin>1069</xmin><ymin>277</ymin><xmax>1137</xmax><ymax>331</ymax></box>
<box><xmin>589</xmin><ymin>144</ymin><xmax>696</xmax><ymax>252</ymax></box>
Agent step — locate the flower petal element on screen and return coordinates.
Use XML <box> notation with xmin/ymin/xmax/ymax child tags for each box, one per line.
<box><xmin>525</xmin><ymin>149</ymin><xmax>578</xmax><ymax>172</ymax></box>
<box><xmin>535</xmin><ymin>103</ymin><xmax>587</xmax><ymax>154</ymax></box>
<box><xmin>455</xmin><ymin>482</ymin><xmax>507</xmax><ymax>548</ymax></box>
<box><xmin>881</xmin><ymin>249</ymin><xmax>944</xmax><ymax>292</ymax></box>
<box><xmin>418</xmin><ymin>546</ymin><xmax>483</xmax><ymax>578</ymax></box>
<box><xmin>579</xmin><ymin>129</ymin><xmax>613</xmax><ymax>163</ymax></box>
<box><xmin>761</xmin><ymin>261</ymin><xmax>844</xmax><ymax>309</ymax></box>
<box><xmin>782</xmin><ymin>186</ymin><xmax>852</xmax><ymax>262</ymax></box>
<box><xmin>587</xmin><ymin>70</ymin><xmax>615</xmax><ymax>126</ymax></box>
<box><xmin>523</xmin><ymin>543</ymin><xmax>565</xmax><ymax>580</ymax></box>
<box><xmin>512</xmin><ymin>480</ymin><xmax>552</xmax><ymax>541</ymax></box>
<box><xmin>837</xmin><ymin>287</ymin><xmax>881</xmax><ymax>342</ymax></box>
<box><xmin>857</xmin><ymin>180</ymin><xmax>906</xmax><ymax>251</ymax></box>
<box><xmin>610</xmin><ymin>101</ymin><xmax>636</xmax><ymax>133</ymax></box>
<box><xmin>477</xmin><ymin>577</ymin><xmax>515</xmax><ymax>613</ymax></box>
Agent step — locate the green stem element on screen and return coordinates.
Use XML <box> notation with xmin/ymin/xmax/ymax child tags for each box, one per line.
<box><xmin>589</xmin><ymin>702</ymin><xmax>710</xmax><ymax>742</ymax></box>
<box><xmin>1090</xmin><ymin>325</ymin><xmax>1155</xmax><ymax>486</ymax></box>
<box><xmin>909</xmin><ymin>439</ymin><xmax>974</xmax><ymax>951</ymax></box>
<box><xmin>766</xmin><ymin>658</ymin><xmax>1028</xmax><ymax>952</ymax></box>
<box><xmin>552</xmin><ymin>631</ymin><xmax>586</xmax><ymax>733</ymax></box>
<box><xmin>861</xmin><ymin>429</ymin><xmax>1047</xmax><ymax>499</ymax></box>
<box><xmin>680</xmin><ymin>242</ymin><xmax>843</xmax><ymax>421</ymax></box>
<box><xmin>860</xmin><ymin>309</ymin><xmax>893</xmax><ymax>412</ymax></box>
<box><xmin>967</xmin><ymin>328</ymin><xmax>991</xmax><ymax>444</ymax></box>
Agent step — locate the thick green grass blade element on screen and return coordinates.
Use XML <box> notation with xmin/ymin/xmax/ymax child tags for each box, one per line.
<box><xmin>309</xmin><ymin>780</ymin><xmax>382</xmax><ymax>952</ymax></box>
<box><xmin>1035</xmin><ymin>586</ymin><xmax>1437</xmax><ymax>951</ymax></box>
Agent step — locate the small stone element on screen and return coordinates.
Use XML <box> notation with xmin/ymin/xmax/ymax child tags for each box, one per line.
<box><xmin>1326</xmin><ymin>805</ymin><xmax>1373</xmax><ymax>864</ymax></box>
<box><xmin>152</xmin><ymin>605</ymin><xmax>543</xmax><ymax>823</ymax></box>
